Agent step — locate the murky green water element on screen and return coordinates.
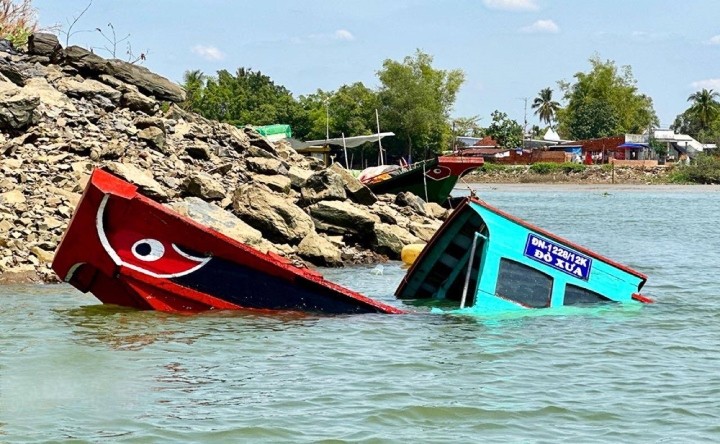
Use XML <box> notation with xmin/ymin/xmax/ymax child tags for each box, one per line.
<box><xmin>2</xmin><ymin>185</ymin><xmax>719</xmax><ymax>443</ymax></box>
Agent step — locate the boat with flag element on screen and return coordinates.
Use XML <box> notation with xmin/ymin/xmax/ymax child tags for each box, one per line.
<box><xmin>395</xmin><ymin>197</ymin><xmax>652</xmax><ymax>312</ymax></box>
<box><xmin>52</xmin><ymin>169</ymin><xmax>405</xmax><ymax>314</ymax></box>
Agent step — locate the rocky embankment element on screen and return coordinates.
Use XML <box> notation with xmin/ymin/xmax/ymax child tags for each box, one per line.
<box><xmin>0</xmin><ymin>33</ymin><xmax>445</xmax><ymax>284</ymax></box>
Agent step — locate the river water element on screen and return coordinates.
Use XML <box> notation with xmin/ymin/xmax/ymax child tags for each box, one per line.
<box><xmin>1</xmin><ymin>184</ymin><xmax>719</xmax><ymax>443</ymax></box>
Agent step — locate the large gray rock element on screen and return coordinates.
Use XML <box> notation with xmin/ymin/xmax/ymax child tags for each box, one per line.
<box><xmin>168</xmin><ymin>197</ymin><xmax>274</xmax><ymax>253</ymax></box>
<box><xmin>408</xmin><ymin>220</ymin><xmax>442</xmax><ymax>242</ymax></box>
<box><xmin>105</xmin><ymin>162</ymin><xmax>168</xmax><ymax>201</ymax></box>
<box><xmin>246</xmin><ymin>157</ymin><xmax>287</xmax><ymax>175</ymax></box>
<box><xmin>27</xmin><ymin>32</ymin><xmax>58</xmax><ymax>53</ymax></box>
<box><xmin>300</xmin><ymin>169</ymin><xmax>346</xmax><ymax>205</ymax></box>
<box><xmin>55</xmin><ymin>77</ymin><xmax>122</xmax><ymax>102</ymax></box>
<box><xmin>373</xmin><ymin>223</ymin><xmax>421</xmax><ymax>258</ymax></box>
<box><xmin>288</xmin><ymin>166</ymin><xmax>313</xmax><ymax>189</ymax></box>
<box><xmin>329</xmin><ymin>163</ymin><xmax>377</xmax><ymax>205</ymax></box>
<box><xmin>0</xmin><ymin>82</ymin><xmax>39</xmax><ymax>129</ymax></box>
<box><xmin>23</xmin><ymin>78</ymin><xmax>76</xmax><ymax>111</ymax></box>
<box><xmin>254</xmin><ymin>174</ymin><xmax>292</xmax><ymax>194</ymax></box>
<box><xmin>105</xmin><ymin>59</ymin><xmax>185</xmax><ymax>102</ymax></box>
<box><xmin>64</xmin><ymin>45</ymin><xmax>107</xmax><ymax>73</ymax></box>
<box><xmin>233</xmin><ymin>184</ymin><xmax>314</xmax><ymax>245</ymax></box>
<box><xmin>395</xmin><ymin>191</ymin><xmax>427</xmax><ymax>216</ymax></box>
<box><xmin>308</xmin><ymin>200</ymin><xmax>378</xmax><ymax>236</ymax></box>
<box><xmin>297</xmin><ymin>231</ymin><xmax>343</xmax><ymax>267</ymax></box>
<box><xmin>137</xmin><ymin>126</ymin><xmax>166</xmax><ymax>153</ymax></box>
<box><xmin>182</xmin><ymin>171</ymin><xmax>226</xmax><ymax>201</ymax></box>
<box><xmin>28</xmin><ymin>33</ymin><xmax>62</xmax><ymax>60</ymax></box>
<box><xmin>121</xmin><ymin>89</ymin><xmax>156</xmax><ymax>113</ymax></box>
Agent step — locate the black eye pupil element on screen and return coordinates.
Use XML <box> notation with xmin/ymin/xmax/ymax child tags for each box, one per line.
<box><xmin>135</xmin><ymin>243</ymin><xmax>152</xmax><ymax>256</ymax></box>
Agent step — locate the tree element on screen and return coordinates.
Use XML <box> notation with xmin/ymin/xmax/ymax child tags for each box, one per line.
<box><xmin>687</xmin><ymin>89</ymin><xmax>720</xmax><ymax>131</ymax></box>
<box><xmin>531</xmin><ymin>87</ymin><xmax>560</xmax><ymax>126</ymax></box>
<box><xmin>485</xmin><ymin>110</ymin><xmax>523</xmax><ymax>149</ymax></box>
<box><xmin>180</xmin><ymin>67</ymin><xmax>308</xmax><ymax>131</ymax></box>
<box><xmin>377</xmin><ymin>50</ymin><xmax>465</xmax><ymax>160</ymax></box>
<box><xmin>556</xmin><ymin>56</ymin><xmax>658</xmax><ymax>140</ymax></box>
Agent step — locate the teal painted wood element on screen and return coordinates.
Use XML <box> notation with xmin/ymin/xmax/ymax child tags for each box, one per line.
<box><xmin>396</xmin><ymin>198</ymin><xmax>648</xmax><ymax>313</ymax></box>
<box><xmin>468</xmin><ymin>201</ymin><xmax>645</xmax><ymax>310</ymax></box>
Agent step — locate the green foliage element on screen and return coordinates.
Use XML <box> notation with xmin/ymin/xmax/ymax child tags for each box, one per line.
<box><xmin>672</xmin><ymin>89</ymin><xmax>720</xmax><ymax>143</ymax></box>
<box><xmin>668</xmin><ymin>154</ymin><xmax>720</xmax><ymax>184</ymax></box>
<box><xmin>0</xmin><ymin>0</ymin><xmax>37</xmax><ymax>47</ymax></box>
<box><xmin>532</xmin><ymin>87</ymin><xmax>561</xmax><ymax>126</ymax></box>
<box><xmin>556</xmin><ymin>56</ymin><xmax>658</xmax><ymax>139</ymax></box>
<box><xmin>180</xmin><ymin>67</ymin><xmax>309</xmax><ymax>135</ymax></box>
<box><xmin>485</xmin><ymin>110</ymin><xmax>522</xmax><ymax>149</ymax></box>
<box><xmin>479</xmin><ymin>162</ymin><xmax>507</xmax><ymax>173</ymax></box>
<box><xmin>377</xmin><ymin>49</ymin><xmax>465</xmax><ymax>160</ymax></box>
<box><xmin>529</xmin><ymin>162</ymin><xmax>586</xmax><ymax>175</ymax></box>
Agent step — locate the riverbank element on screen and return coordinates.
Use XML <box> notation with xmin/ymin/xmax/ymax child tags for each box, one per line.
<box><xmin>463</xmin><ymin>164</ymin><xmax>672</xmax><ymax>185</ymax></box>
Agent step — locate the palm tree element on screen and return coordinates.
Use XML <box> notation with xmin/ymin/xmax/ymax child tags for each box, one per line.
<box><xmin>181</xmin><ymin>70</ymin><xmax>206</xmax><ymax>111</ymax></box>
<box><xmin>532</xmin><ymin>87</ymin><xmax>561</xmax><ymax>126</ymax></box>
<box><xmin>687</xmin><ymin>88</ymin><xmax>720</xmax><ymax>131</ymax></box>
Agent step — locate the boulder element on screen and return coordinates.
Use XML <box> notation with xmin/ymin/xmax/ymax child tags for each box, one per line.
<box><xmin>329</xmin><ymin>163</ymin><xmax>377</xmax><ymax>205</ymax></box>
<box><xmin>300</xmin><ymin>169</ymin><xmax>346</xmax><ymax>205</ymax></box>
<box><xmin>395</xmin><ymin>191</ymin><xmax>427</xmax><ymax>216</ymax></box>
<box><xmin>369</xmin><ymin>203</ymin><xmax>410</xmax><ymax>226</ymax></box>
<box><xmin>373</xmin><ymin>223</ymin><xmax>421</xmax><ymax>259</ymax></box>
<box><xmin>137</xmin><ymin>126</ymin><xmax>166</xmax><ymax>153</ymax></box>
<box><xmin>425</xmin><ymin>202</ymin><xmax>449</xmax><ymax>220</ymax></box>
<box><xmin>182</xmin><ymin>171</ymin><xmax>226</xmax><ymax>201</ymax></box>
<box><xmin>168</xmin><ymin>197</ymin><xmax>275</xmax><ymax>253</ymax></box>
<box><xmin>28</xmin><ymin>33</ymin><xmax>63</xmax><ymax>61</ymax></box>
<box><xmin>55</xmin><ymin>77</ymin><xmax>122</xmax><ymax>102</ymax></box>
<box><xmin>408</xmin><ymin>220</ymin><xmax>442</xmax><ymax>242</ymax></box>
<box><xmin>0</xmin><ymin>82</ymin><xmax>39</xmax><ymax>129</ymax></box>
<box><xmin>0</xmin><ymin>189</ymin><xmax>25</xmax><ymax>205</ymax></box>
<box><xmin>308</xmin><ymin>200</ymin><xmax>378</xmax><ymax>236</ymax></box>
<box><xmin>185</xmin><ymin>142</ymin><xmax>212</xmax><ymax>160</ymax></box>
<box><xmin>105</xmin><ymin>59</ymin><xmax>185</xmax><ymax>102</ymax></box>
<box><xmin>297</xmin><ymin>231</ymin><xmax>343</xmax><ymax>267</ymax></box>
<box><xmin>23</xmin><ymin>77</ymin><xmax>76</xmax><ymax>111</ymax></box>
<box><xmin>254</xmin><ymin>174</ymin><xmax>292</xmax><ymax>194</ymax></box>
<box><xmin>121</xmin><ymin>90</ymin><xmax>156</xmax><ymax>113</ymax></box>
<box><xmin>287</xmin><ymin>166</ymin><xmax>313</xmax><ymax>189</ymax></box>
<box><xmin>233</xmin><ymin>184</ymin><xmax>314</xmax><ymax>244</ymax></box>
<box><xmin>63</xmin><ymin>45</ymin><xmax>107</xmax><ymax>74</ymax></box>
<box><xmin>245</xmin><ymin>157</ymin><xmax>287</xmax><ymax>175</ymax></box>
<box><xmin>105</xmin><ymin>162</ymin><xmax>168</xmax><ymax>201</ymax></box>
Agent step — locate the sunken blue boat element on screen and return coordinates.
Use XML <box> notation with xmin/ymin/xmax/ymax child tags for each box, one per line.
<box><xmin>395</xmin><ymin>197</ymin><xmax>652</xmax><ymax>311</ymax></box>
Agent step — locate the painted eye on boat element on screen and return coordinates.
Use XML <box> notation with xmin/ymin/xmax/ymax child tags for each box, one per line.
<box><xmin>131</xmin><ymin>239</ymin><xmax>165</xmax><ymax>262</ymax></box>
<box><xmin>433</xmin><ymin>168</ymin><xmax>442</xmax><ymax>174</ymax></box>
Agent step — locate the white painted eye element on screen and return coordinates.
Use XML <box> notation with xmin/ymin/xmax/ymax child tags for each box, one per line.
<box><xmin>131</xmin><ymin>239</ymin><xmax>165</xmax><ymax>262</ymax></box>
<box><xmin>433</xmin><ymin>168</ymin><xmax>442</xmax><ymax>174</ymax></box>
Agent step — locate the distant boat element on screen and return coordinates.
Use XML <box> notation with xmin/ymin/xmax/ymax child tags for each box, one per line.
<box><xmin>395</xmin><ymin>197</ymin><xmax>652</xmax><ymax>311</ymax></box>
<box><xmin>358</xmin><ymin>155</ymin><xmax>484</xmax><ymax>204</ymax></box>
<box><xmin>52</xmin><ymin>169</ymin><xmax>405</xmax><ymax>314</ymax></box>
<box><xmin>294</xmin><ymin>132</ymin><xmax>484</xmax><ymax>204</ymax></box>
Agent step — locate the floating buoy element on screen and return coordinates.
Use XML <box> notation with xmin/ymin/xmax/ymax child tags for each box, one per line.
<box><xmin>401</xmin><ymin>243</ymin><xmax>426</xmax><ymax>266</ymax></box>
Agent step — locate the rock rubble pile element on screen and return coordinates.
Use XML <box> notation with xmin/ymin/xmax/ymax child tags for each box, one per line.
<box><xmin>0</xmin><ymin>33</ymin><xmax>446</xmax><ymax>283</ymax></box>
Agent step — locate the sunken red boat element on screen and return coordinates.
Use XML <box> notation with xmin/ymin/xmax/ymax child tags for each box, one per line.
<box><xmin>52</xmin><ymin>169</ymin><xmax>404</xmax><ymax>314</ymax></box>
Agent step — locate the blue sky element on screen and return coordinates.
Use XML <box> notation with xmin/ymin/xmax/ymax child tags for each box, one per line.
<box><xmin>34</xmin><ymin>0</ymin><xmax>720</xmax><ymax>131</ymax></box>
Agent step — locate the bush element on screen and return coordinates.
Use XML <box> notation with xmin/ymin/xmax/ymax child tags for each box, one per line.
<box><xmin>529</xmin><ymin>162</ymin><xmax>586</xmax><ymax>175</ymax></box>
<box><xmin>480</xmin><ymin>162</ymin><xmax>507</xmax><ymax>173</ymax></box>
<box><xmin>669</xmin><ymin>154</ymin><xmax>720</xmax><ymax>184</ymax></box>
<box><xmin>0</xmin><ymin>0</ymin><xmax>37</xmax><ymax>48</ymax></box>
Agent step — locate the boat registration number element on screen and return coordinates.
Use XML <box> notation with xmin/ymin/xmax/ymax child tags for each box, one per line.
<box><xmin>523</xmin><ymin>234</ymin><xmax>592</xmax><ymax>280</ymax></box>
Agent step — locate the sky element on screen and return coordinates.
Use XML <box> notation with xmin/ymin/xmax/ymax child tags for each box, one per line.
<box><xmin>33</xmin><ymin>0</ymin><xmax>720</xmax><ymax>131</ymax></box>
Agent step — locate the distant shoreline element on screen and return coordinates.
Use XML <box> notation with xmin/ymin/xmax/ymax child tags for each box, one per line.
<box><xmin>456</xmin><ymin>182</ymin><xmax>720</xmax><ymax>193</ymax></box>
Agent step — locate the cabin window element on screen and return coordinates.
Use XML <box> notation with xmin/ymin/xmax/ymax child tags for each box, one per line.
<box><xmin>564</xmin><ymin>284</ymin><xmax>611</xmax><ymax>306</ymax></box>
<box><xmin>495</xmin><ymin>258</ymin><xmax>553</xmax><ymax>308</ymax></box>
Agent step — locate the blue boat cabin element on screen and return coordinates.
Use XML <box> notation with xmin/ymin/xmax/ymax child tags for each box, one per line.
<box><xmin>395</xmin><ymin>199</ymin><xmax>649</xmax><ymax>312</ymax></box>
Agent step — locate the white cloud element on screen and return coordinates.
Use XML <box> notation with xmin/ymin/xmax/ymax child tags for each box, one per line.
<box><xmin>707</xmin><ymin>35</ymin><xmax>720</xmax><ymax>45</ymax></box>
<box><xmin>690</xmin><ymin>79</ymin><xmax>720</xmax><ymax>90</ymax></box>
<box><xmin>520</xmin><ymin>19</ymin><xmax>559</xmax><ymax>34</ymax></box>
<box><xmin>334</xmin><ymin>29</ymin><xmax>355</xmax><ymax>41</ymax></box>
<box><xmin>483</xmin><ymin>0</ymin><xmax>539</xmax><ymax>11</ymax></box>
<box><xmin>190</xmin><ymin>44</ymin><xmax>225</xmax><ymax>61</ymax></box>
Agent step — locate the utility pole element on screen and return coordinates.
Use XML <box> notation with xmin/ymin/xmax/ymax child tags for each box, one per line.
<box><xmin>517</xmin><ymin>97</ymin><xmax>528</xmax><ymax>147</ymax></box>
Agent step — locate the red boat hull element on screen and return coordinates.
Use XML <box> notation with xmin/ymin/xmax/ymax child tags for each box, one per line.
<box><xmin>52</xmin><ymin>169</ymin><xmax>405</xmax><ymax>314</ymax></box>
